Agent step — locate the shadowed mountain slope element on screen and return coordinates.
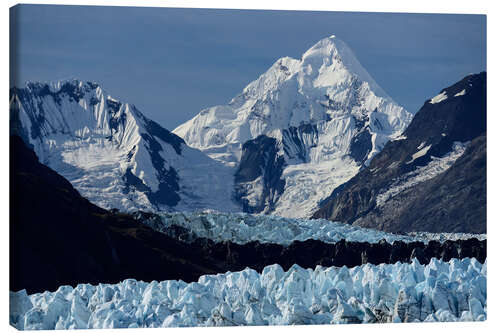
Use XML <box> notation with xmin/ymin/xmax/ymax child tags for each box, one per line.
<box><xmin>314</xmin><ymin>72</ymin><xmax>486</xmax><ymax>234</ymax></box>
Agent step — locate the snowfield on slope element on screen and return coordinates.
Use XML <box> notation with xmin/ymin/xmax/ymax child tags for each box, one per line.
<box><xmin>10</xmin><ymin>258</ymin><xmax>486</xmax><ymax>329</ymax></box>
<box><xmin>139</xmin><ymin>212</ymin><xmax>486</xmax><ymax>246</ymax></box>
<box><xmin>377</xmin><ymin>141</ymin><xmax>469</xmax><ymax>207</ymax></box>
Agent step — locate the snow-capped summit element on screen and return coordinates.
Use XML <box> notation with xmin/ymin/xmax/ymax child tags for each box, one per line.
<box><xmin>174</xmin><ymin>36</ymin><xmax>409</xmax><ymax>159</ymax></box>
<box><xmin>299</xmin><ymin>35</ymin><xmax>392</xmax><ymax>100</ymax></box>
<box><xmin>174</xmin><ymin>35</ymin><xmax>412</xmax><ymax>217</ymax></box>
<box><xmin>10</xmin><ymin>79</ymin><xmax>239</xmax><ymax>213</ymax></box>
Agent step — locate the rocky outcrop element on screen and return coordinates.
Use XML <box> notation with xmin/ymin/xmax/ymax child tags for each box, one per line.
<box><xmin>314</xmin><ymin>72</ymin><xmax>486</xmax><ymax>234</ymax></box>
<box><xmin>234</xmin><ymin>135</ymin><xmax>285</xmax><ymax>213</ymax></box>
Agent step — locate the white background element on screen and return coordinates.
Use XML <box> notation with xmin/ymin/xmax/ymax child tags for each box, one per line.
<box><xmin>1</xmin><ymin>1</ymin><xmax>498</xmax><ymax>332</ymax></box>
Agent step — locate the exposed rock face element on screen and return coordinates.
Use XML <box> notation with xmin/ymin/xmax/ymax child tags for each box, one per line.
<box><xmin>313</xmin><ymin>72</ymin><xmax>486</xmax><ymax>234</ymax></box>
<box><xmin>349</xmin><ymin>127</ymin><xmax>372</xmax><ymax>164</ymax></box>
<box><xmin>281</xmin><ymin>123</ymin><xmax>319</xmax><ymax>163</ymax></box>
<box><xmin>234</xmin><ymin>135</ymin><xmax>285</xmax><ymax>213</ymax></box>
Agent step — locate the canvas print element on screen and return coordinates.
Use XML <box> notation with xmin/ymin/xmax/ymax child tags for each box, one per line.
<box><xmin>9</xmin><ymin>4</ymin><xmax>486</xmax><ymax>330</ymax></box>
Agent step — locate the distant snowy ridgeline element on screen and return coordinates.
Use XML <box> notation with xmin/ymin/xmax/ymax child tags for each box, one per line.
<box><xmin>142</xmin><ymin>212</ymin><xmax>486</xmax><ymax>246</ymax></box>
<box><xmin>10</xmin><ymin>258</ymin><xmax>486</xmax><ymax>329</ymax></box>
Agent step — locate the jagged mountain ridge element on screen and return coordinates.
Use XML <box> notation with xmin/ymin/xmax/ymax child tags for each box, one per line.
<box><xmin>174</xmin><ymin>35</ymin><xmax>413</xmax><ymax>217</ymax></box>
<box><xmin>10</xmin><ymin>79</ymin><xmax>239</xmax><ymax>213</ymax></box>
<box><xmin>313</xmin><ymin>72</ymin><xmax>487</xmax><ymax>234</ymax></box>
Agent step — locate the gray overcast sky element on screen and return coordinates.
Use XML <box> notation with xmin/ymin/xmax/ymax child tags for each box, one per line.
<box><xmin>10</xmin><ymin>5</ymin><xmax>486</xmax><ymax>130</ymax></box>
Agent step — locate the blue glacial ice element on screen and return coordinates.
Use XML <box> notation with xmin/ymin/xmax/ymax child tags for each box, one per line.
<box><xmin>10</xmin><ymin>257</ymin><xmax>486</xmax><ymax>329</ymax></box>
<box><xmin>142</xmin><ymin>211</ymin><xmax>486</xmax><ymax>245</ymax></box>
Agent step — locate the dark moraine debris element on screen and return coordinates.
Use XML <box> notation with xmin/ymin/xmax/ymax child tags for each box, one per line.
<box><xmin>185</xmin><ymin>237</ymin><xmax>486</xmax><ymax>274</ymax></box>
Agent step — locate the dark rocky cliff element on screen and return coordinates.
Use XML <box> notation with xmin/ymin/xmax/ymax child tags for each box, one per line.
<box><xmin>314</xmin><ymin>72</ymin><xmax>486</xmax><ymax>234</ymax></box>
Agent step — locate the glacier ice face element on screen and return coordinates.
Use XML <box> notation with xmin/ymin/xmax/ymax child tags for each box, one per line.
<box><xmin>174</xmin><ymin>35</ymin><xmax>413</xmax><ymax>218</ymax></box>
<box><xmin>10</xmin><ymin>258</ymin><xmax>486</xmax><ymax>329</ymax></box>
<box><xmin>139</xmin><ymin>211</ymin><xmax>486</xmax><ymax>246</ymax></box>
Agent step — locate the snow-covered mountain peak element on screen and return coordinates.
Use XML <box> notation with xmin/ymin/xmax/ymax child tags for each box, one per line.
<box><xmin>231</xmin><ymin>35</ymin><xmax>387</xmax><ymax>111</ymax></box>
<box><xmin>174</xmin><ymin>35</ymin><xmax>409</xmax><ymax>159</ymax></box>
<box><xmin>11</xmin><ymin>79</ymin><xmax>239</xmax><ymax>214</ymax></box>
<box><xmin>11</xmin><ymin>79</ymin><xmax>156</xmax><ymax>159</ymax></box>
<box><xmin>174</xmin><ymin>36</ymin><xmax>412</xmax><ymax>218</ymax></box>
<box><xmin>25</xmin><ymin>78</ymin><xmax>97</xmax><ymax>91</ymax></box>
<box><xmin>238</xmin><ymin>56</ymin><xmax>300</xmax><ymax>101</ymax></box>
<box><xmin>299</xmin><ymin>35</ymin><xmax>391</xmax><ymax>100</ymax></box>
